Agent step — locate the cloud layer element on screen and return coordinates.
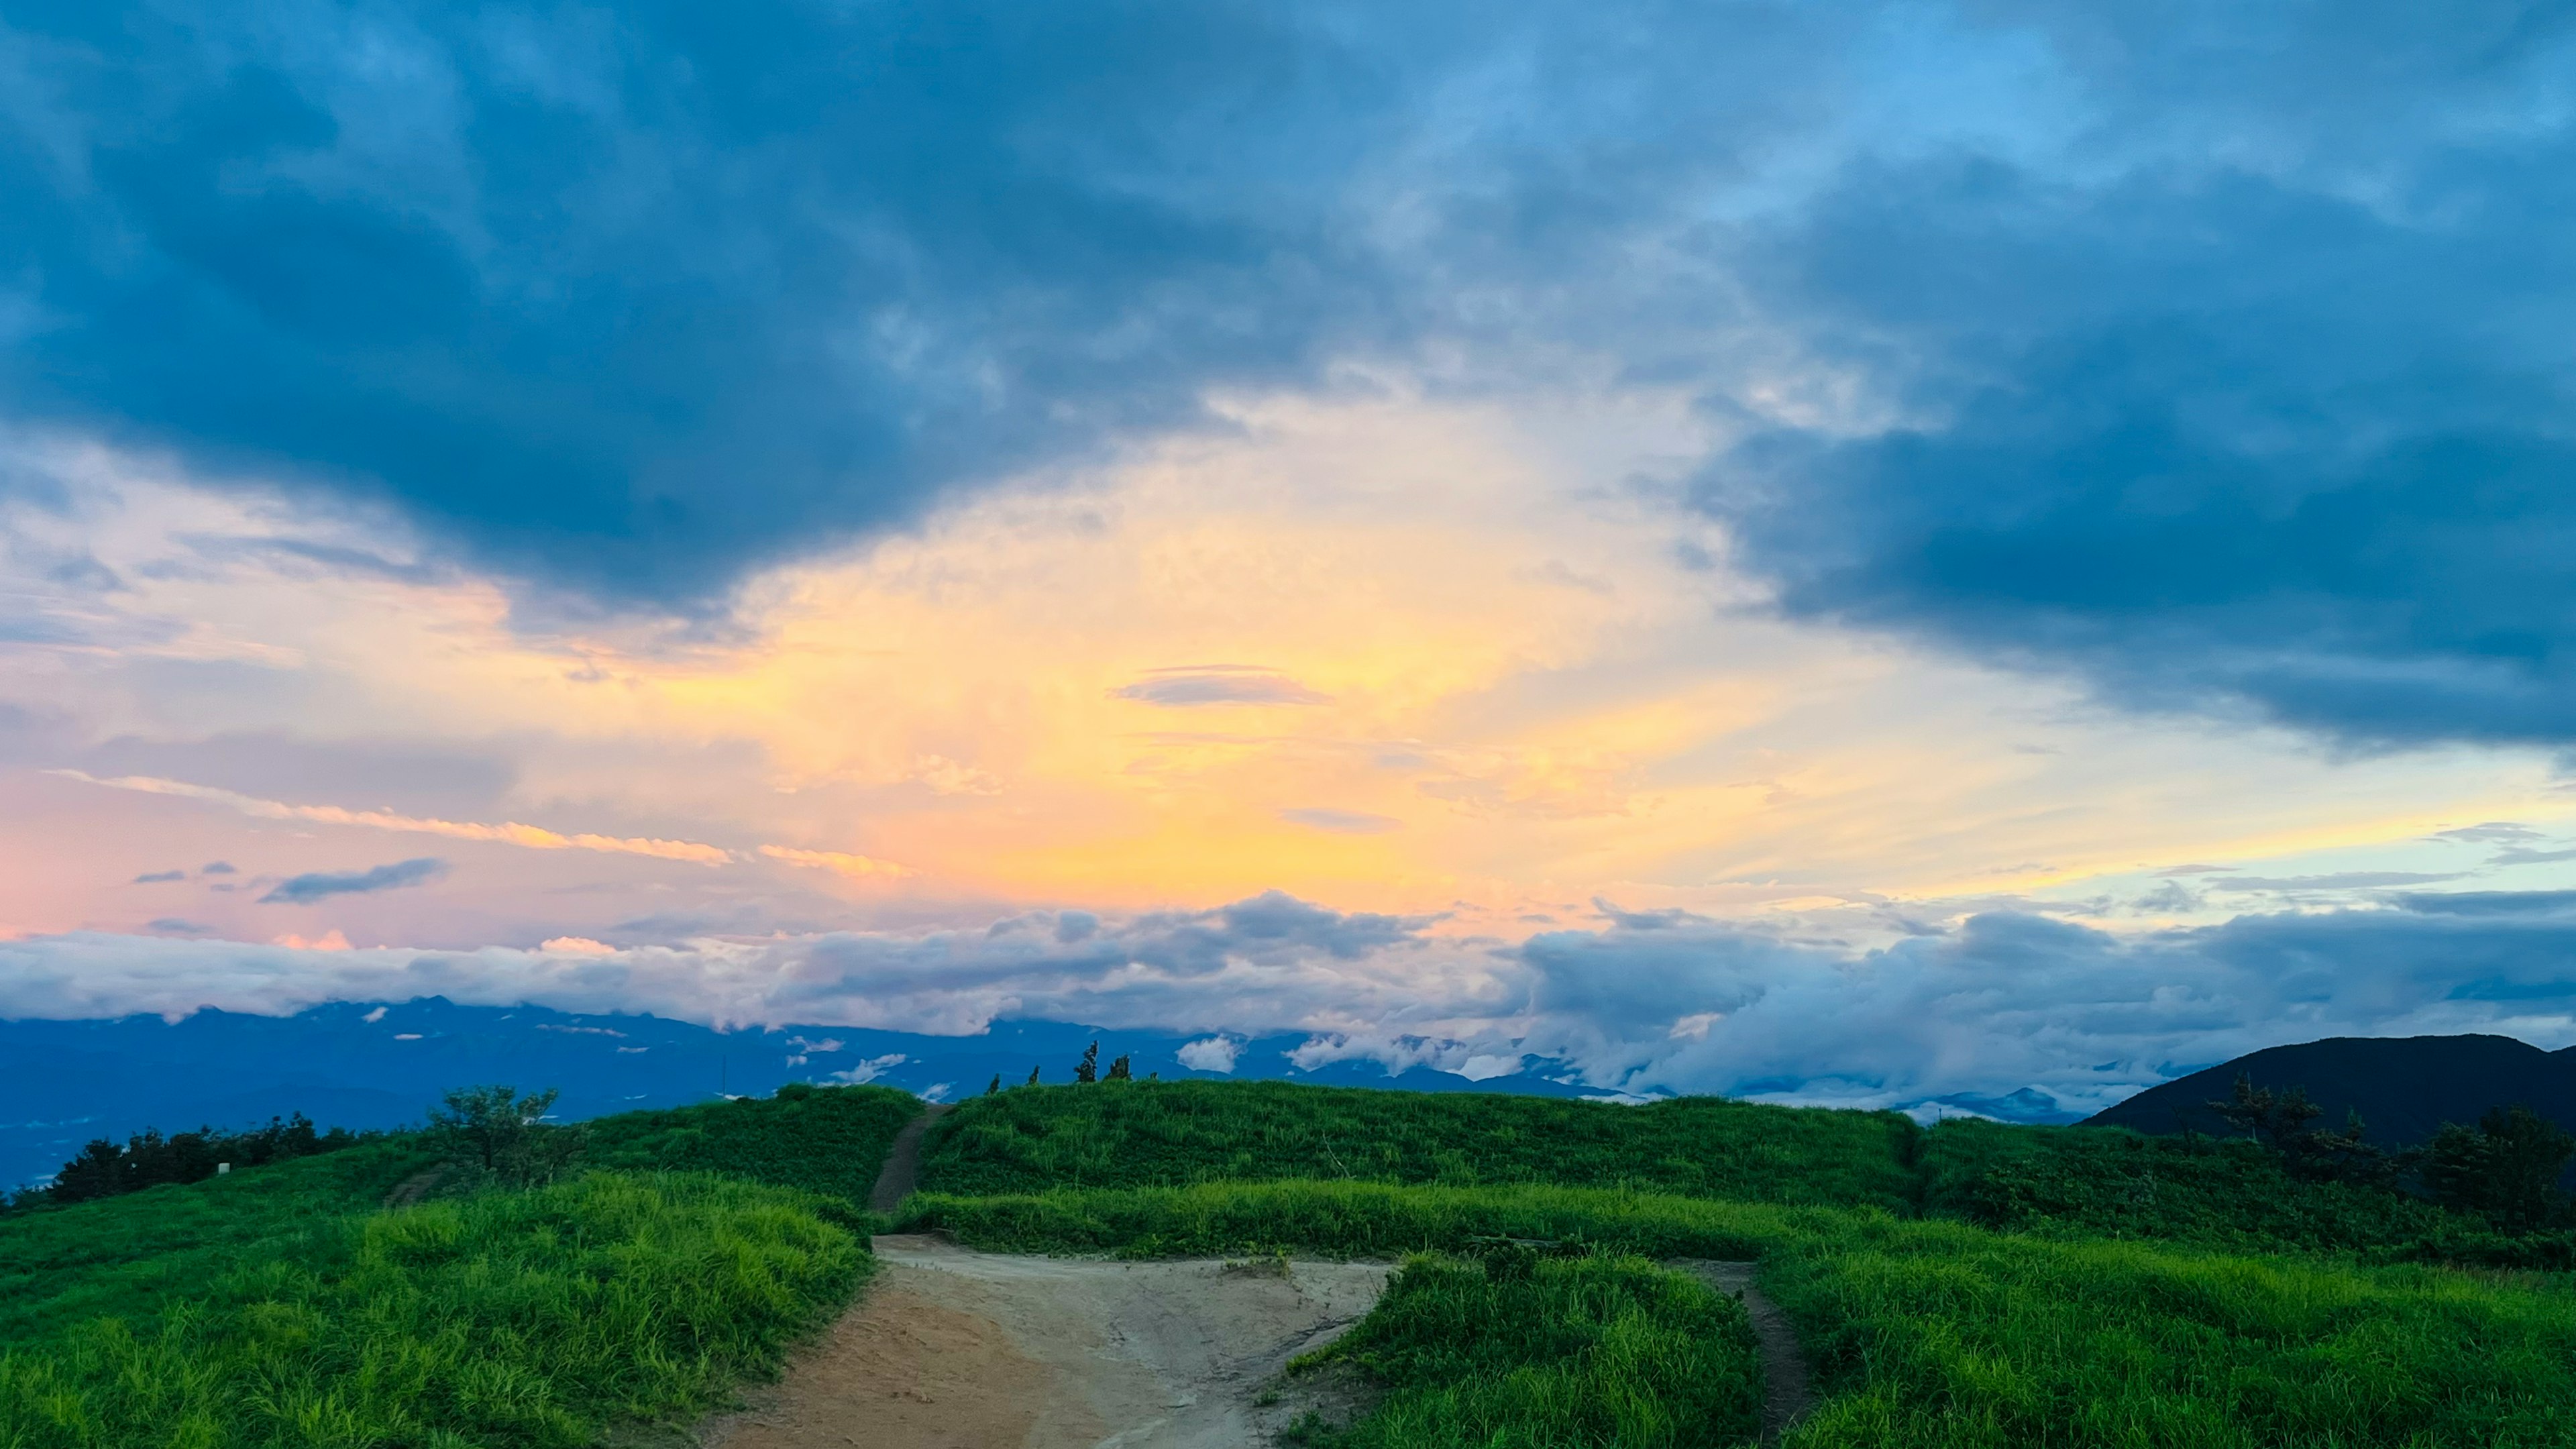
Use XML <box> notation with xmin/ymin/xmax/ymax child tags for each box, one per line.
<box><xmin>12</xmin><ymin>1</ymin><xmax>2569</xmax><ymax>749</ymax></box>
<box><xmin>10</xmin><ymin>889</ymin><xmax>2576</xmax><ymax>1117</ymax></box>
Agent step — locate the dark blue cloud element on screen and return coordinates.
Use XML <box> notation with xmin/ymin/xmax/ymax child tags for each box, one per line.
<box><xmin>10</xmin><ymin>1</ymin><xmax>2575</xmax><ymax>753</ymax></box>
<box><xmin>0</xmin><ymin>0</ymin><xmax>1453</xmax><ymax>603</ymax></box>
<box><xmin>1701</xmin><ymin>3</ymin><xmax>2576</xmax><ymax>747</ymax></box>
<box><xmin>259</xmin><ymin>857</ymin><xmax>447</xmax><ymax>904</ymax></box>
<box><xmin>130</xmin><ymin>869</ymin><xmax>183</xmax><ymax>883</ymax></box>
<box><xmin>0</xmin><ymin>0</ymin><xmax>1860</xmax><ymax>606</ymax></box>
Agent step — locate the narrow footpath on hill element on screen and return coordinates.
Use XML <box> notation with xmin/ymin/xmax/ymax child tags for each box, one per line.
<box><xmin>706</xmin><ymin>1106</ymin><xmax>1391</xmax><ymax>1448</ymax></box>
<box><xmin>1676</xmin><ymin>1260</ymin><xmax>1817</xmax><ymax>1444</ymax></box>
<box><xmin>709</xmin><ymin>1107</ymin><xmax>1817</xmax><ymax>1447</ymax></box>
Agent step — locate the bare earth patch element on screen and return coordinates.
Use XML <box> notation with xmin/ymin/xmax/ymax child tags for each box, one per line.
<box><xmin>704</xmin><ymin>1236</ymin><xmax>1391</xmax><ymax>1449</ymax></box>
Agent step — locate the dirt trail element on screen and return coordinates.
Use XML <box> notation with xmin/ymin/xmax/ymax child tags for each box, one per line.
<box><xmin>867</xmin><ymin>1105</ymin><xmax>951</xmax><ymax>1214</ymax></box>
<box><xmin>1674</xmin><ymin>1260</ymin><xmax>1815</xmax><ymax>1444</ymax></box>
<box><xmin>705</xmin><ymin>1236</ymin><xmax>1390</xmax><ymax>1449</ymax></box>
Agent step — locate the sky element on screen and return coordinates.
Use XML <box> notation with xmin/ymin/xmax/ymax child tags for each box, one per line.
<box><xmin>5</xmin><ymin>0</ymin><xmax>2576</xmax><ymax>1117</ymax></box>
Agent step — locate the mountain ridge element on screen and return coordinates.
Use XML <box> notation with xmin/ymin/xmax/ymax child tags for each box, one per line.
<box><xmin>2084</xmin><ymin>1033</ymin><xmax>2576</xmax><ymax>1157</ymax></box>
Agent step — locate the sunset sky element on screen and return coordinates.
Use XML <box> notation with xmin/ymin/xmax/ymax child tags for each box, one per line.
<box><xmin>5</xmin><ymin>2</ymin><xmax>2576</xmax><ymax>1115</ymax></box>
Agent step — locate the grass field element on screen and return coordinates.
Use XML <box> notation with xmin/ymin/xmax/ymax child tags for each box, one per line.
<box><xmin>584</xmin><ymin>1081</ymin><xmax>922</xmax><ymax>1204</ymax></box>
<box><xmin>0</xmin><ymin>1140</ymin><xmax>439</xmax><ymax>1346</ymax></box>
<box><xmin>0</xmin><ymin>1084</ymin><xmax>923</xmax><ymax>1448</ymax></box>
<box><xmin>922</xmin><ymin>1079</ymin><xmax>1922</xmax><ymax>1210</ymax></box>
<box><xmin>0</xmin><ymin>1172</ymin><xmax>861</xmax><ymax>1448</ymax></box>
<box><xmin>7</xmin><ymin>1073</ymin><xmax>2573</xmax><ymax>1447</ymax></box>
<box><xmin>904</xmin><ymin>1178</ymin><xmax>2576</xmax><ymax>1448</ymax></box>
<box><xmin>1297</xmin><ymin>1250</ymin><xmax>1764</xmax><ymax>1448</ymax></box>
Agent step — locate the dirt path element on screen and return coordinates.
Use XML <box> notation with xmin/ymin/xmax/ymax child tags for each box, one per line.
<box><xmin>867</xmin><ymin>1104</ymin><xmax>951</xmax><ymax>1214</ymax></box>
<box><xmin>382</xmin><ymin>1164</ymin><xmax>451</xmax><ymax>1208</ymax></box>
<box><xmin>704</xmin><ymin>1236</ymin><xmax>1390</xmax><ymax>1449</ymax></box>
<box><xmin>1674</xmin><ymin>1260</ymin><xmax>1815</xmax><ymax>1444</ymax></box>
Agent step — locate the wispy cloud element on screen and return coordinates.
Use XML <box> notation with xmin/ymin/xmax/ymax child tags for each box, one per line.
<box><xmin>131</xmin><ymin>869</ymin><xmax>184</xmax><ymax>884</ymax></box>
<box><xmin>52</xmin><ymin>771</ymin><xmax>735</xmax><ymax>865</ymax></box>
<box><xmin>2208</xmin><ymin>871</ymin><xmax>2466</xmax><ymax>892</ymax></box>
<box><xmin>758</xmin><ymin>846</ymin><xmax>915</xmax><ymax>879</ymax></box>
<box><xmin>1114</xmin><ymin>666</ymin><xmax>1331</xmax><ymax>707</ymax></box>
<box><xmin>260</xmin><ymin>858</ymin><xmax>448</xmax><ymax>904</ymax></box>
<box><xmin>1280</xmin><ymin>808</ymin><xmax>1401</xmax><ymax>835</ymax></box>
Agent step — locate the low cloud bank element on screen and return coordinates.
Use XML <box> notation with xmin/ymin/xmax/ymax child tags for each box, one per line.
<box><xmin>6</xmin><ymin>889</ymin><xmax>2574</xmax><ymax>1116</ymax></box>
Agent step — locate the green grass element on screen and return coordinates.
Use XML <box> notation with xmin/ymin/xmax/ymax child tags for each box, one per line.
<box><xmin>0</xmin><ymin>1140</ymin><xmax>440</xmax><ymax>1346</ymax></box>
<box><xmin>1299</xmin><ymin>1251</ymin><xmax>1764</xmax><ymax>1449</ymax></box>
<box><xmin>922</xmin><ymin>1079</ymin><xmax>1921</xmax><ymax>1210</ymax></box>
<box><xmin>584</xmin><ymin>1082</ymin><xmax>922</xmax><ymax>1204</ymax></box>
<box><xmin>13</xmin><ymin>1077</ymin><xmax>2573</xmax><ymax>1448</ymax></box>
<box><xmin>903</xmin><ymin>1179</ymin><xmax>2576</xmax><ymax>1448</ymax></box>
<box><xmin>0</xmin><ymin>1172</ymin><xmax>863</xmax><ymax>1448</ymax></box>
<box><xmin>1920</xmin><ymin>1118</ymin><xmax>2452</xmax><ymax>1246</ymax></box>
<box><xmin>0</xmin><ymin>1085</ymin><xmax>918</xmax><ymax>1354</ymax></box>
<box><xmin>1919</xmin><ymin>1118</ymin><xmax>2575</xmax><ymax>1267</ymax></box>
<box><xmin>0</xmin><ymin>1084</ymin><xmax>921</xmax><ymax>1446</ymax></box>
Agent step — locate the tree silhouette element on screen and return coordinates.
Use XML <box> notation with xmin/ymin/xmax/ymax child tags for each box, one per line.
<box><xmin>2424</xmin><ymin>1106</ymin><xmax>2575</xmax><ymax>1231</ymax></box>
<box><xmin>1074</xmin><ymin>1041</ymin><xmax>1099</xmax><ymax>1084</ymax></box>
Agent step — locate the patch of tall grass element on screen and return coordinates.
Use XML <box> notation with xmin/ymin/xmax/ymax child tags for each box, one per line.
<box><xmin>0</xmin><ymin>1140</ymin><xmax>439</xmax><ymax>1346</ymax></box>
<box><xmin>585</xmin><ymin>1081</ymin><xmax>921</xmax><ymax>1205</ymax></box>
<box><xmin>1299</xmin><ymin>1250</ymin><xmax>1763</xmax><ymax>1449</ymax></box>
<box><xmin>1922</xmin><ymin>1117</ymin><xmax>2434</xmax><ymax>1242</ymax></box>
<box><xmin>0</xmin><ymin>1172</ymin><xmax>863</xmax><ymax>1448</ymax></box>
<box><xmin>904</xmin><ymin>1179</ymin><xmax>2576</xmax><ymax>1448</ymax></box>
<box><xmin>923</xmin><ymin>1079</ymin><xmax>1919</xmax><ymax>1210</ymax></box>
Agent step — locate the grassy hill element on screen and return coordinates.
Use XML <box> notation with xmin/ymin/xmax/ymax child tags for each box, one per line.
<box><xmin>6</xmin><ymin>1072</ymin><xmax>2575</xmax><ymax>1446</ymax></box>
<box><xmin>921</xmin><ymin>1078</ymin><xmax>1923</xmax><ymax>1208</ymax></box>
<box><xmin>0</xmin><ymin>1084</ymin><xmax>918</xmax><ymax>1447</ymax></box>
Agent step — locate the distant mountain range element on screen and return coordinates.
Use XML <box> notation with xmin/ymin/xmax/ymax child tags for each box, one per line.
<box><xmin>0</xmin><ymin>998</ymin><xmax>1592</xmax><ymax>1191</ymax></box>
<box><xmin>14</xmin><ymin>1002</ymin><xmax>2572</xmax><ymax>1196</ymax></box>
<box><xmin>2085</xmin><ymin>1034</ymin><xmax>2576</xmax><ymax>1150</ymax></box>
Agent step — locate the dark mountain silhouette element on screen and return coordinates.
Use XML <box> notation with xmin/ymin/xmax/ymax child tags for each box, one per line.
<box><xmin>2088</xmin><ymin>1034</ymin><xmax>2576</xmax><ymax>1150</ymax></box>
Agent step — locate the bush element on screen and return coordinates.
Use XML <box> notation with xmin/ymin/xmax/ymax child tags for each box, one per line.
<box><xmin>27</xmin><ymin>1114</ymin><xmax>370</xmax><ymax>1210</ymax></box>
<box><xmin>427</xmin><ymin>1085</ymin><xmax>584</xmax><ymax>1187</ymax></box>
<box><xmin>2423</xmin><ymin>1106</ymin><xmax>2576</xmax><ymax>1232</ymax></box>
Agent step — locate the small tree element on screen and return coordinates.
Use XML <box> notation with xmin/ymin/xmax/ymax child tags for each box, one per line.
<box><xmin>2424</xmin><ymin>1106</ymin><xmax>2576</xmax><ymax>1232</ymax></box>
<box><xmin>1106</xmin><ymin>1054</ymin><xmax>1132</xmax><ymax>1081</ymax></box>
<box><xmin>1074</xmin><ymin>1041</ymin><xmax>1099</xmax><ymax>1084</ymax></box>
<box><xmin>985</xmin><ymin>1074</ymin><xmax>1002</xmax><ymax>1096</ymax></box>
<box><xmin>2206</xmin><ymin>1075</ymin><xmax>2392</xmax><ymax>1183</ymax></box>
<box><xmin>1025</xmin><ymin>1063</ymin><xmax>1042</xmax><ymax>1087</ymax></box>
<box><xmin>428</xmin><ymin>1085</ymin><xmax>581</xmax><ymax>1185</ymax></box>
<box><xmin>2209</xmin><ymin>1075</ymin><xmax>2322</xmax><ymax>1151</ymax></box>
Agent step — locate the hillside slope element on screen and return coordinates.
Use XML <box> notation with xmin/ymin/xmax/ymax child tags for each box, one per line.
<box><xmin>2087</xmin><ymin>1034</ymin><xmax>2576</xmax><ymax>1145</ymax></box>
